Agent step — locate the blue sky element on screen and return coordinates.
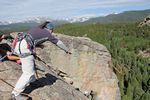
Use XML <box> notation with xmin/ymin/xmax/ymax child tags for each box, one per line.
<box><xmin>0</xmin><ymin>0</ymin><xmax>150</xmax><ymax>21</ymax></box>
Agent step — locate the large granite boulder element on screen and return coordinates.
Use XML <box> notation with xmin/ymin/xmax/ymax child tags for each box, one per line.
<box><xmin>36</xmin><ymin>33</ymin><xmax>120</xmax><ymax>100</ymax></box>
<box><xmin>0</xmin><ymin>33</ymin><xmax>120</xmax><ymax>100</ymax></box>
<box><xmin>0</xmin><ymin>60</ymin><xmax>88</xmax><ymax>100</ymax></box>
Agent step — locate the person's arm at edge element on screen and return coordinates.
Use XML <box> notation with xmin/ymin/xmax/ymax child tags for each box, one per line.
<box><xmin>47</xmin><ymin>32</ymin><xmax>72</xmax><ymax>54</ymax></box>
<box><xmin>56</xmin><ymin>40</ymin><xmax>72</xmax><ymax>54</ymax></box>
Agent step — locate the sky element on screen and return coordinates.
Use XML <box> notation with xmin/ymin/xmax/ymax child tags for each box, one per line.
<box><xmin>0</xmin><ymin>0</ymin><xmax>150</xmax><ymax>21</ymax></box>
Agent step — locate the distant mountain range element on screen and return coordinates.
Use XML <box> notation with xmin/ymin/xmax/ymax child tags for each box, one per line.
<box><xmin>0</xmin><ymin>16</ymin><xmax>94</xmax><ymax>26</ymax></box>
<box><xmin>0</xmin><ymin>17</ymin><xmax>68</xmax><ymax>25</ymax></box>
<box><xmin>0</xmin><ymin>9</ymin><xmax>150</xmax><ymax>26</ymax></box>
<box><xmin>84</xmin><ymin>9</ymin><xmax>150</xmax><ymax>23</ymax></box>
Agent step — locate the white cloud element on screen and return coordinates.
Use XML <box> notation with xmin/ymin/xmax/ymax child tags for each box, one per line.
<box><xmin>0</xmin><ymin>0</ymin><xmax>150</xmax><ymax>20</ymax></box>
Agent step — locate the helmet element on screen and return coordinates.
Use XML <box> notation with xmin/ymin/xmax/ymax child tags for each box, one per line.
<box><xmin>46</xmin><ymin>22</ymin><xmax>54</xmax><ymax>30</ymax></box>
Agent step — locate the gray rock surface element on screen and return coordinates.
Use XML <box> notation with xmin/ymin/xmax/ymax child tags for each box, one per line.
<box><xmin>36</xmin><ymin>33</ymin><xmax>121</xmax><ymax>100</ymax></box>
<box><xmin>0</xmin><ymin>33</ymin><xmax>121</xmax><ymax>100</ymax></box>
<box><xmin>0</xmin><ymin>61</ymin><xmax>88</xmax><ymax>100</ymax></box>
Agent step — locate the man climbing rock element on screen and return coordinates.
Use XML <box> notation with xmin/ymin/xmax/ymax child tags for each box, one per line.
<box><xmin>10</xmin><ymin>21</ymin><xmax>72</xmax><ymax>100</ymax></box>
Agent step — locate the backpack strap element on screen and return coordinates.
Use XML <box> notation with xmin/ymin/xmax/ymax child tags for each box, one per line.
<box><xmin>18</xmin><ymin>38</ymin><xmax>23</xmax><ymax>55</ymax></box>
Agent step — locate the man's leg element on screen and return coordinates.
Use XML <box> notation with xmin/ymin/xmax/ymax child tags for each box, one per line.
<box><xmin>12</xmin><ymin>55</ymin><xmax>36</xmax><ymax>96</ymax></box>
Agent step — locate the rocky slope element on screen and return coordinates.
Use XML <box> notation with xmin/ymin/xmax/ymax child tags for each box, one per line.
<box><xmin>0</xmin><ymin>33</ymin><xmax>120</xmax><ymax>100</ymax></box>
<box><xmin>0</xmin><ymin>60</ymin><xmax>88</xmax><ymax>100</ymax></box>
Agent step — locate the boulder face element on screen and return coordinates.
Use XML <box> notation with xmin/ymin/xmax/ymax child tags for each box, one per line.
<box><xmin>0</xmin><ymin>60</ymin><xmax>88</xmax><ymax>100</ymax></box>
<box><xmin>36</xmin><ymin>33</ymin><xmax>121</xmax><ymax>100</ymax></box>
<box><xmin>0</xmin><ymin>33</ymin><xmax>120</xmax><ymax>100</ymax></box>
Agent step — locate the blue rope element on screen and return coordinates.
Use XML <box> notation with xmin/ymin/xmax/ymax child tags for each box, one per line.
<box><xmin>0</xmin><ymin>55</ymin><xmax>7</xmax><ymax>61</ymax></box>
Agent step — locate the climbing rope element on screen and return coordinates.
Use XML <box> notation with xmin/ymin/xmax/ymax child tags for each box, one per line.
<box><xmin>35</xmin><ymin>55</ymin><xmax>69</xmax><ymax>78</ymax></box>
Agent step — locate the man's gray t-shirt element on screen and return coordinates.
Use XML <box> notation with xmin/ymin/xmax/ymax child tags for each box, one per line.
<box><xmin>28</xmin><ymin>27</ymin><xmax>58</xmax><ymax>45</ymax></box>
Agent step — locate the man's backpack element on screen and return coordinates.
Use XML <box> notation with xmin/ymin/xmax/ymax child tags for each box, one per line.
<box><xmin>12</xmin><ymin>32</ymin><xmax>35</xmax><ymax>57</ymax></box>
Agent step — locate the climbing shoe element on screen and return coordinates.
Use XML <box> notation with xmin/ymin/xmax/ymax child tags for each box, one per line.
<box><xmin>10</xmin><ymin>94</ymin><xmax>28</xmax><ymax>100</ymax></box>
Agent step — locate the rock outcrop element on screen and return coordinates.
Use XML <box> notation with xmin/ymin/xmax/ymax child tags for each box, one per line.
<box><xmin>138</xmin><ymin>50</ymin><xmax>150</xmax><ymax>58</ymax></box>
<box><xmin>0</xmin><ymin>33</ymin><xmax>120</xmax><ymax>100</ymax></box>
<box><xmin>138</xmin><ymin>15</ymin><xmax>150</xmax><ymax>27</ymax></box>
<box><xmin>0</xmin><ymin>60</ymin><xmax>88</xmax><ymax>100</ymax></box>
<box><xmin>36</xmin><ymin>33</ymin><xmax>120</xmax><ymax>100</ymax></box>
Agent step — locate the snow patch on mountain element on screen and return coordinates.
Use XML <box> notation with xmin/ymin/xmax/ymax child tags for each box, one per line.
<box><xmin>66</xmin><ymin>16</ymin><xmax>92</xmax><ymax>23</ymax></box>
<box><xmin>0</xmin><ymin>16</ymin><xmax>94</xmax><ymax>25</ymax></box>
<box><xmin>0</xmin><ymin>17</ymin><xmax>53</xmax><ymax>25</ymax></box>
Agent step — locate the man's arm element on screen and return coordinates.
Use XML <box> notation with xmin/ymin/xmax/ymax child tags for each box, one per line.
<box><xmin>56</xmin><ymin>40</ymin><xmax>71</xmax><ymax>54</ymax></box>
<box><xmin>48</xmin><ymin>33</ymin><xmax>71</xmax><ymax>54</ymax></box>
